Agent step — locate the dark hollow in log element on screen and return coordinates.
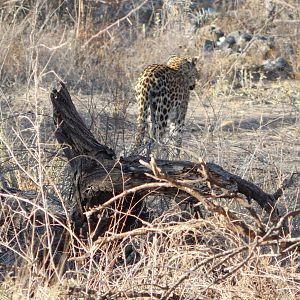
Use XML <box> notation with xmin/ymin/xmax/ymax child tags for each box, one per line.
<box><xmin>50</xmin><ymin>82</ymin><xmax>280</xmax><ymax>241</ymax></box>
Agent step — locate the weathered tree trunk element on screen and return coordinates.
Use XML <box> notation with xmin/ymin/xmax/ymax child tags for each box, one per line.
<box><xmin>50</xmin><ymin>82</ymin><xmax>282</xmax><ymax>241</ymax></box>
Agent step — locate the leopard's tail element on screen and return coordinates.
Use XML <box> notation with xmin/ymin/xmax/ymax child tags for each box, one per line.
<box><xmin>135</xmin><ymin>84</ymin><xmax>148</xmax><ymax>148</ymax></box>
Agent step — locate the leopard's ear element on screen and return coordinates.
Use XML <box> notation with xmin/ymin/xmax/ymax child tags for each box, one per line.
<box><xmin>167</xmin><ymin>55</ymin><xmax>178</xmax><ymax>63</ymax></box>
<box><xmin>192</xmin><ymin>57</ymin><xmax>198</xmax><ymax>65</ymax></box>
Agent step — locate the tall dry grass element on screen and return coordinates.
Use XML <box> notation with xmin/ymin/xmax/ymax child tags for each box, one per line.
<box><xmin>0</xmin><ymin>0</ymin><xmax>300</xmax><ymax>299</ymax></box>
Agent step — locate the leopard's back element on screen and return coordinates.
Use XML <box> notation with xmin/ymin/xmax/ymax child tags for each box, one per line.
<box><xmin>134</xmin><ymin>56</ymin><xmax>199</xmax><ymax>155</ymax></box>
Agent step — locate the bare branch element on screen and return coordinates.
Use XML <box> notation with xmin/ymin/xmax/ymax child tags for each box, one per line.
<box><xmin>82</xmin><ymin>0</ymin><xmax>148</xmax><ymax>47</ymax></box>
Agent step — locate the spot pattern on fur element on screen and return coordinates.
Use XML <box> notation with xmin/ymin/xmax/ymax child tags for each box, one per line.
<box><xmin>135</xmin><ymin>55</ymin><xmax>199</xmax><ymax>155</ymax></box>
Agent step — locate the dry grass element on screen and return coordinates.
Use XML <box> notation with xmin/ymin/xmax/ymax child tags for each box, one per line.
<box><xmin>0</xmin><ymin>0</ymin><xmax>300</xmax><ymax>299</ymax></box>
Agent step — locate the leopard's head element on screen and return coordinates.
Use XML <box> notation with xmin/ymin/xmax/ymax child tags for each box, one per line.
<box><xmin>167</xmin><ymin>55</ymin><xmax>199</xmax><ymax>90</ymax></box>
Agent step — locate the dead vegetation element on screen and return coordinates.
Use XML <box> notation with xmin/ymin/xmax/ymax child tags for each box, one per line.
<box><xmin>1</xmin><ymin>0</ymin><xmax>300</xmax><ymax>299</ymax></box>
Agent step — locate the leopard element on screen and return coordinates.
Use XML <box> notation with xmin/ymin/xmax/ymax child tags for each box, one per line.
<box><xmin>134</xmin><ymin>55</ymin><xmax>199</xmax><ymax>156</ymax></box>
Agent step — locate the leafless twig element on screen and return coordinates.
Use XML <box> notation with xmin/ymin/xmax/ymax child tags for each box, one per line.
<box><xmin>82</xmin><ymin>0</ymin><xmax>148</xmax><ymax>47</ymax></box>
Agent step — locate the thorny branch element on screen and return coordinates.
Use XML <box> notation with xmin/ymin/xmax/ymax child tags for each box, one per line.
<box><xmin>83</xmin><ymin>0</ymin><xmax>148</xmax><ymax>47</ymax></box>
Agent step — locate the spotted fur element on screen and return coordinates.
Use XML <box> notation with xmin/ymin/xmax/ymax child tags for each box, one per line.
<box><xmin>135</xmin><ymin>55</ymin><xmax>199</xmax><ymax>155</ymax></box>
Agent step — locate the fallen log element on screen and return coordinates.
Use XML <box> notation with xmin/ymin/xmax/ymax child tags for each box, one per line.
<box><xmin>50</xmin><ymin>82</ymin><xmax>285</xmax><ymax>241</ymax></box>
